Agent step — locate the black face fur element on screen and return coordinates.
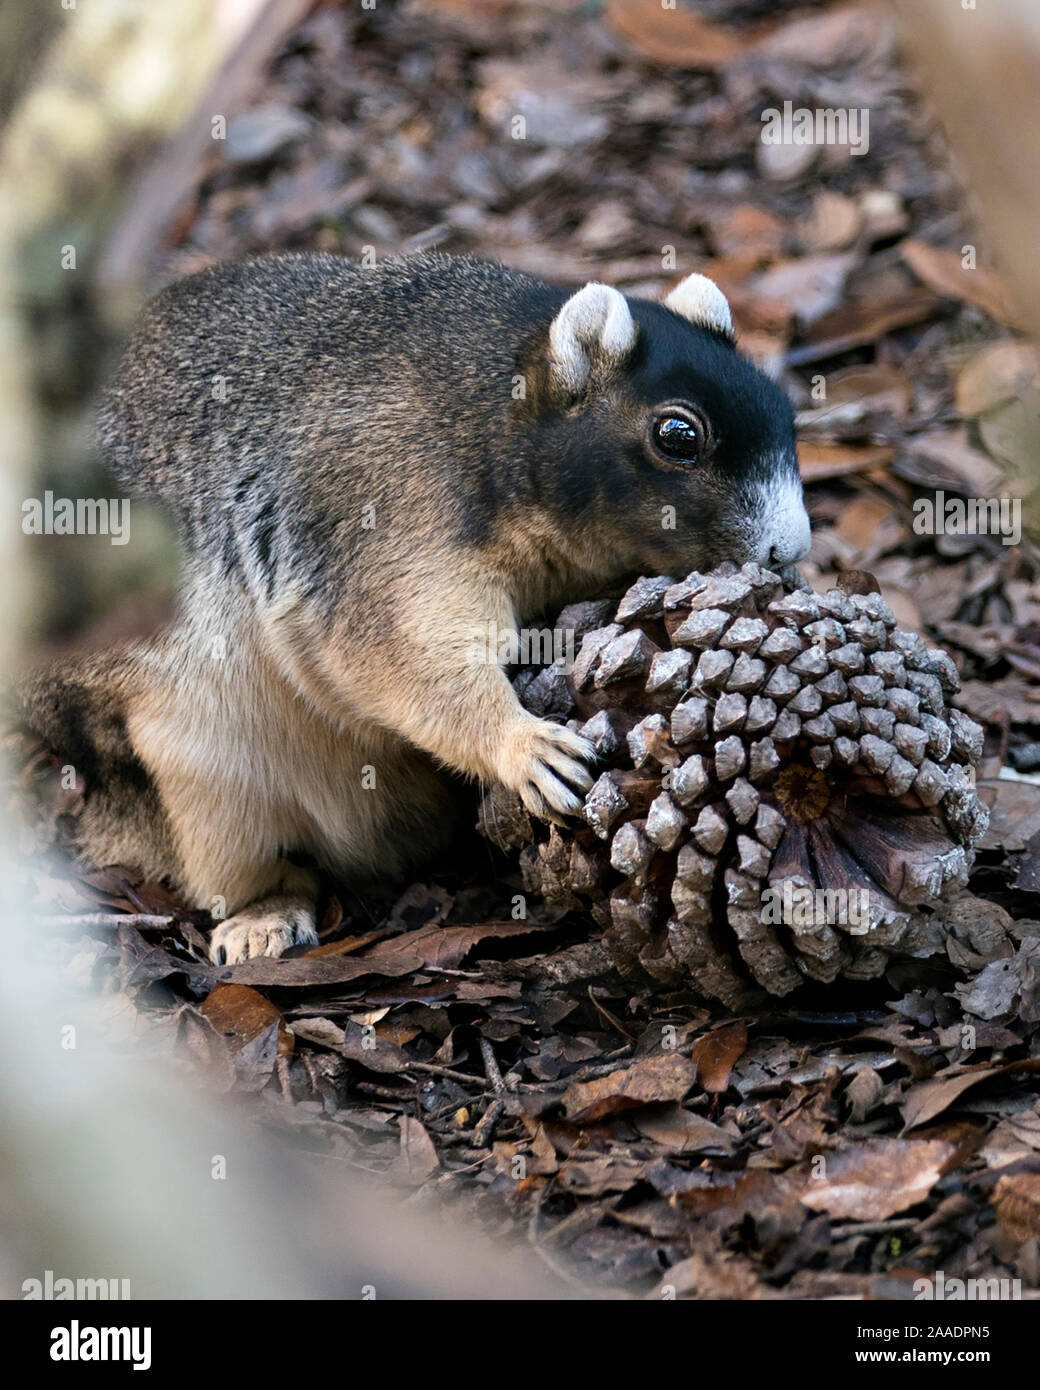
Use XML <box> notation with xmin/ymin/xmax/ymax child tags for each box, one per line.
<box><xmin>513</xmin><ymin>295</ymin><xmax>805</xmax><ymax>579</ymax></box>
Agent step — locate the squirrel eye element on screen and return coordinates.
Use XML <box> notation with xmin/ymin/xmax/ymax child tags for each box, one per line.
<box><xmin>651</xmin><ymin>413</ymin><xmax>703</xmax><ymax>464</ymax></box>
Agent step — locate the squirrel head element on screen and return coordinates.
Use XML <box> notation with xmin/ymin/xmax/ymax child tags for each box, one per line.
<box><xmin>517</xmin><ymin>271</ymin><xmax>809</xmax><ymax>580</ymax></box>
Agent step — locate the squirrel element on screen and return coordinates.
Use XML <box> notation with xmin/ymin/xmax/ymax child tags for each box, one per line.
<box><xmin>17</xmin><ymin>251</ymin><xmax>810</xmax><ymax>963</ymax></box>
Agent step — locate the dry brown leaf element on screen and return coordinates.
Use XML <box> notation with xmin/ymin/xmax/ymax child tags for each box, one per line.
<box><xmin>992</xmin><ymin>1173</ymin><xmax>1040</xmax><ymax>1243</ymax></box>
<box><xmin>799</xmin><ymin>440</ymin><xmax>895</xmax><ymax>480</ymax></box>
<box><xmin>977</xmin><ymin>395</ymin><xmax>1040</xmax><ymax>480</ymax></box>
<box><xmin>835</xmin><ymin>495</ymin><xmax>895</xmax><ymax>555</ymax></box>
<box><xmin>562</xmin><ymin>1053</ymin><xmax>698</xmax><ymax>1122</ymax></box>
<box><xmin>903</xmin><ymin>1059</ymin><xmax>1040</xmax><ymax>1131</ymax></box>
<box><xmin>305</xmin><ymin>928</ymin><xmax>391</xmax><ymax>957</ymax></box>
<box><xmin>389</xmin><ymin>1116</ymin><xmax>439</xmax><ymax>1186</ymax></box>
<box><xmin>900</xmin><ymin>238</ymin><xmax>1019</xmax><ymax>327</ymax></box>
<box><xmin>200</xmin><ymin>982</ymin><xmax>292</xmax><ymax>1057</ymax></box>
<box><xmin>291</xmin><ymin>1016</ymin><xmax>413</xmax><ymax>1073</ymax></box>
<box><xmin>956</xmin><ymin>341</ymin><xmax>1040</xmax><ymax>417</ymax></box>
<box><xmin>691</xmin><ymin>1021</ymin><xmax>748</xmax><ymax>1093</ymax></box>
<box><xmin>633</xmin><ymin>1105</ymin><xmax>735</xmax><ymax>1154</ymax></box>
<box><xmin>827</xmin><ymin>363</ymin><xmax>912</xmax><ymax>419</ymax></box>
<box><xmin>222</xmin><ymin>952</ymin><xmax>421</xmax><ymax>988</ymax></box>
<box><xmin>902</xmin><ymin>1066</ymin><xmax>1005</xmax><ymax>1132</ymax></box>
<box><xmin>798</xmin><ymin>190</ymin><xmax>863</xmax><ymax>253</ymax></box>
<box><xmin>961</xmin><ymin>678</ymin><xmax>1040</xmax><ymax>729</ymax></box>
<box><xmin>361</xmin><ymin>920</ymin><xmax>545</xmax><ymax>971</ymax></box>
<box><xmin>978</xmin><ymin>777</ymin><xmax>1040</xmax><ymax>851</ymax></box>
<box><xmin>790</xmin><ymin>290</ymin><xmax>940</xmax><ymax>365</ymax></box>
<box><xmin>604</xmin><ymin>0</ymin><xmax>745</xmax><ymax>68</ymax></box>
<box><xmin>748</xmin><ymin>2</ymin><xmax>887</xmax><ymax>67</ymax></box>
<box><xmin>749</xmin><ymin>252</ymin><xmax>857</xmax><ymax>326</ymax></box>
<box><xmin>650</xmin><ymin>1241</ymin><xmax>764</xmax><ymax>1300</ymax></box>
<box><xmin>708</xmin><ymin>203</ymin><xmax>784</xmax><ymax>261</ymax></box>
<box><xmin>801</xmin><ymin>1139</ymin><xmax>955</xmax><ymax>1220</ymax></box>
<box><xmin>895</xmin><ymin>427</ymin><xmax>1005</xmax><ymax>496</ymax></box>
<box><xmin>881</xmin><ymin>584</ymin><xmax>924</xmax><ymax>634</ymax></box>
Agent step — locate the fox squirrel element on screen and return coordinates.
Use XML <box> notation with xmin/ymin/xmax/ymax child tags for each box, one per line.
<box><xmin>18</xmin><ymin>252</ymin><xmax>810</xmax><ymax>962</ymax></box>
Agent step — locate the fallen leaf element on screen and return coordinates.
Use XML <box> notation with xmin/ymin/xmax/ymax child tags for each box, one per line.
<box><xmin>305</xmin><ymin>929</ymin><xmax>393</xmax><ymax>958</ymax></box>
<box><xmin>605</xmin><ymin>0</ymin><xmax>745</xmax><ymax>68</ymax></box>
<box><xmin>956</xmin><ymin>341</ymin><xmax>1040</xmax><ymax>417</ymax></box>
<box><xmin>788</xmin><ymin>290</ymin><xmax>940</xmax><ymax>366</ymax></box>
<box><xmin>832</xmin><ymin>363</ymin><xmax>912</xmax><ymax>412</ymax></box>
<box><xmin>691</xmin><ymin>1021</ymin><xmax>748</xmax><ymax>1093</ymax></box>
<box><xmin>978</xmin><ymin>777</ymin><xmax>1040</xmax><ymax>851</ymax></box>
<box><xmin>992</xmin><ymin>1173</ymin><xmax>1040</xmax><ymax>1243</ymax></box>
<box><xmin>748</xmin><ymin>3</ymin><xmax>887</xmax><ymax>67</ymax></box>
<box><xmin>221</xmin><ymin>953</ymin><xmax>421</xmax><ymax>987</ymax></box>
<box><xmin>749</xmin><ymin>252</ymin><xmax>857</xmax><ymax>326</ymax></box>
<box><xmin>956</xmin><ymin>953</ymin><xmax>1028</xmax><ymax>1021</ymax></box>
<box><xmin>835</xmin><ymin>495</ymin><xmax>896</xmax><ymax>556</ymax></box>
<box><xmin>977</xmin><ymin>393</ymin><xmax>1040</xmax><ymax>480</ymax></box>
<box><xmin>962</xmin><ymin>680</ymin><xmax>1040</xmax><ymax>730</ymax></box>
<box><xmin>799</xmin><ymin>441</ymin><xmax>895</xmax><ymax>480</ymax></box>
<box><xmin>227</xmin><ymin>1020</ymin><xmax>282</xmax><ymax>1091</ymax></box>
<box><xmin>633</xmin><ymin>1104</ymin><xmax>735</xmax><ymax>1154</ymax></box>
<box><xmin>562</xmin><ymin>1053</ymin><xmax>698</xmax><ymax>1122</ymax></box>
<box><xmin>798</xmin><ymin>190</ymin><xmax>863</xmax><ymax>252</ymax></box>
<box><xmin>389</xmin><ymin>1116</ymin><xmax>439</xmax><ymax>1186</ymax></box>
<box><xmin>708</xmin><ymin>203</ymin><xmax>784</xmax><ymax>261</ymax></box>
<box><xmin>291</xmin><ymin>1017</ymin><xmax>413</xmax><ymax>1073</ymax></box>
<box><xmin>200</xmin><ymin>982</ymin><xmax>292</xmax><ymax>1057</ymax></box>
<box><xmin>900</xmin><ymin>238</ymin><xmax>1019</xmax><ymax>327</ymax></box>
<box><xmin>360</xmin><ymin>920</ymin><xmax>546</xmax><ymax>971</ymax></box>
<box><xmin>801</xmin><ymin>1138</ymin><xmax>955</xmax><ymax>1220</ymax></box>
<box><xmin>903</xmin><ymin>1059</ymin><xmax>1040</xmax><ymax>1131</ymax></box>
<box><xmin>846</xmin><ymin>1066</ymin><xmax>885</xmax><ymax>1123</ymax></box>
<box><xmin>894</xmin><ymin>427</ymin><xmax>1005</xmax><ymax>496</ymax></box>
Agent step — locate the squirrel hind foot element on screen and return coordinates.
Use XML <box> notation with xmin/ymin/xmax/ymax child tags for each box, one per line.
<box><xmin>209</xmin><ymin>896</ymin><xmax>318</xmax><ymax>965</ymax></box>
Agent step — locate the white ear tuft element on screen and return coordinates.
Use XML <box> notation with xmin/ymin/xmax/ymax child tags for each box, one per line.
<box><xmin>664</xmin><ymin>273</ymin><xmax>733</xmax><ymax>337</ymax></box>
<box><xmin>548</xmin><ymin>282</ymin><xmax>637</xmax><ymax>393</ymax></box>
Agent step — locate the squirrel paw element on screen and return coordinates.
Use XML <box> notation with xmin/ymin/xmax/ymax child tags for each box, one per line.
<box><xmin>501</xmin><ymin>717</ymin><xmax>596</xmax><ymax>822</ymax></box>
<box><xmin>209</xmin><ymin>897</ymin><xmax>318</xmax><ymax>964</ymax></box>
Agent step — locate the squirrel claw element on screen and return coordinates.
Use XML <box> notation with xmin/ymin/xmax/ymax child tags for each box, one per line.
<box><xmin>503</xmin><ymin>718</ymin><xmax>596</xmax><ymax>824</ymax></box>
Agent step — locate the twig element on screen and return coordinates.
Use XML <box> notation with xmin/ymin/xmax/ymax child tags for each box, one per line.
<box><xmin>835</xmin><ymin>1218</ymin><xmax>919</xmax><ymax>1239</ymax></box>
<box><xmin>403</xmin><ymin>1059</ymin><xmax>486</xmax><ymax>1088</ymax></box>
<box><xmin>472</xmin><ymin>1097</ymin><xmax>506</xmax><ymax>1149</ymax></box>
<box><xmin>586</xmin><ymin>987</ymin><xmax>636</xmax><ymax>1042</ymax></box>
<box><xmin>32</xmin><ymin>913</ymin><xmax>175</xmax><ymax>930</ymax></box>
<box><xmin>479</xmin><ymin>1037</ymin><xmax>507</xmax><ymax>1094</ymax></box>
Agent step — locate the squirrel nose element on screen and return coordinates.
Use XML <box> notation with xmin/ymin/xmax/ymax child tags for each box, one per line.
<box><xmin>761</xmin><ymin>480</ymin><xmax>812</xmax><ymax>567</ymax></box>
<box><xmin>768</xmin><ymin>535</ymin><xmax>810</xmax><ymax>567</ymax></box>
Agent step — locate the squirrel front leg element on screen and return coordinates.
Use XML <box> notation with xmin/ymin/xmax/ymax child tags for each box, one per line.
<box><xmin>291</xmin><ymin>576</ymin><xmax>597</xmax><ymax>819</ymax></box>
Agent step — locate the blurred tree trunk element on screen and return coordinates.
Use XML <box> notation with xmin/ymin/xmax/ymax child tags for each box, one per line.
<box><xmin>894</xmin><ymin>0</ymin><xmax>1040</xmax><ymax>509</ymax></box>
<box><xmin>0</xmin><ymin>0</ymin><xmax>312</xmax><ymax>652</ymax></box>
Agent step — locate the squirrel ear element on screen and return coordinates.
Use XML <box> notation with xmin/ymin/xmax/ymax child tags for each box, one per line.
<box><xmin>663</xmin><ymin>273</ymin><xmax>734</xmax><ymax>339</ymax></box>
<box><xmin>548</xmin><ymin>282</ymin><xmax>637</xmax><ymax>394</ymax></box>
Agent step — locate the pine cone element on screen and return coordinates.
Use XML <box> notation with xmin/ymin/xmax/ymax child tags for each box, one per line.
<box><xmin>480</xmin><ymin>563</ymin><xmax>989</xmax><ymax>1008</ymax></box>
